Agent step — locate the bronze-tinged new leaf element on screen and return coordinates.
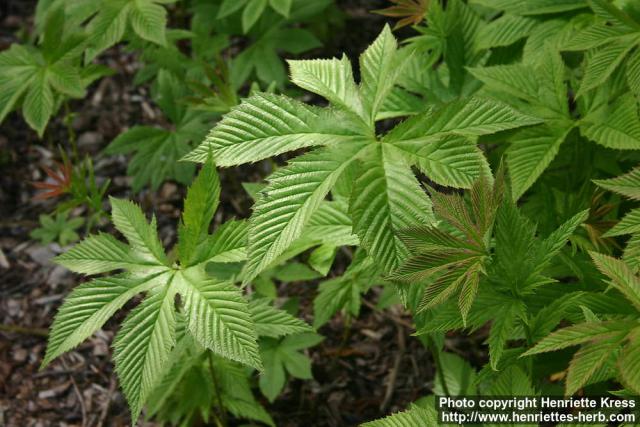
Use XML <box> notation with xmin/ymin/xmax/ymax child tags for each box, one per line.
<box><xmin>392</xmin><ymin>171</ymin><xmax>504</xmax><ymax>319</ymax></box>
<box><xmin>373</xmin><ymin>0</ymin><xmax>430</xmax><ymax>29</ymax></box>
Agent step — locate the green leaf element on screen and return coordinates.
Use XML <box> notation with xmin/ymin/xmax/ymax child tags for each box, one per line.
<box><xmin>594</xmin><ymin>167</ymin><xmax>640</xmax><ymax>201</ymax></box>
<box><xmin>178</xmin><ymin>156</ymin><xmax>221</xmax><ymax>265</ymax></box>
<box><xmin>361</xmin><ymin>405</ymin><xmax>437</xmax><ymax>427</ymax></box>
<box><xmin>130</xmin><ymin>0</ymin><xmax>167</xmax><ymax>46</ymax></box>
<box><xmin>577</xmin><ymin>38</ymin><xmax>639</xmax><ymax>97</ymax></box>
<box><xmin>359</xmin><ymin>25</ymin><xmax>403</xmax><ymax>123</ymax></box>
<box><xmin>566</xmin><ymin>337</ymin><xmax>623</xmax><ymax>395</ymax></box>
<box><xmin>269</xmin><ymin>0</ymin><xmax>292</xmax><ymax>17</ymax></box>
<box><xmin>522</xmin><ymin>321</ymin><xmax>632</xmax><ymax>356</ymax></box>
<box><xmin>507</xmin><ymin>126</ymin><xmax>569</xmax><ymax>199</ymax></box>
<box><xmin>400</xmin><ymin>135</ymin><xmax>489</xmax><ymax>189</ymax></box>
<box><xmin>434</xmin><ymin>351</ymin><xmax>478</xmax><ymax>395</ymax></box>
<box><xmin>470</xmin><ymin>0</ymin><xmax>588</xmax><ymax>15</ymax></box>
<box><xmin>488</xmin><ymin>365</ymin><xmax>536</xmax><ymax>396</ymax></box>
<box><xmin>350</xmin><ymin>145</ymin><xmax>435</xmax><ymax>273</ymax></box>
<box><xmin>0</xmin><ymin>45</ymin><xmax>38</xmax><ymax>123</ymax></box>
<box><xmin>581</xmin><ymin>94</ymin><xmax>640</xmax><ymax>149</ymax></box>
<box><xmin>48</xmin><ymin>63</ymin><xmax>85</xmax><ymax>98</ymax></box>
<box><xmin>590</xmin><ymin>252</ymin><xmax>640</xmax><ymax>310</ymax></box>
<box><xmin>177</xmin><ymin>268</ymin><xmax>262</xmax><ymax>369</ymax></box>
<box><xmin>489</xmin><ymin>301</ymin><xmax>521</xmax><ymax>369</ymax></box>
<box><xmin>313</xmin><ymin>252</ymin><xmax>378</xmax><ymax>327</ymax></box>
<box><xmin>468</xmin><ymin>64</ymin><xmax>539</xmax><ymax>102</ymax></box>
<box><xmin>563</xmin><ymin>22</ymin><xmax>631</xmax><ymax>51</ymax></box>
<box><xmin>22</xmin><ymin>70</ymin><xmax>54</xmax><ymax>137</ymax></box>
<box><xmin>288</xmin><ymin>55</ymin><xmax>364</xmax><ymax>119</ymax></box>
<box><xmin>42</xmin><ymin>274</ymin><xmax>162</xmax><ymax>368</ymax></box>
<box><xmin>193</xmin><ymin>219</ymin><xmax>248</xmax><ymax>265</ymax></box>
<box><xmin>217</xmin><ymin>0</ymin><xmax>248</xmax><ymax>18</ymax></box>
<box><xmin>54</xmin><ymin>233</ymin><xmax>140</xmax><ymax>275</ymax></box>
<box><xmin>308</xmin><ymin>244</ymin><xmax>337</xmax><ymax>276</ymax></box>
<box><xmin>386</xmin><ymin>97</ymin><xmax>542</xmax><ymax>147</ymax></box>
<box><xmin>85</xmin><ymin>0</ymin><xmax>130</xmax><ymax>61</ymax></box>
<box><xmin>184</xmin><ymin>93</ymin><xmax>363</xmax><ymax>165</ymax></box>
<box><xmin>242</xmin><ymin>0</ymin><xmax>267</xmax><ymax>33</ymax></box>
<box><xmin>114</xmin><ymin>281</ymin><xmax>178</xmax><ymax>421</ymax></box>
<box><xmin>604</xmin><ymin>208</ymin><xmax>640</xmax><ymax>237</ymax></box>
<box><xmin>245</xmin><ymin>144</ymin><xmax>366</xmax><ymax>281</ymax></box>
<box><xmin>619</xmin><ymin>335</ymin><xmax>640</xmax><ymax>394</ymax></box>
<box><xmin>110</xmin><ymin>197</ymin><xmax>168</xmax><ymax>266</ymax></box>
<box><xmin>259</xmin><ymin>333</ymin><xmax>322</xmax><ymax>402</ymax></box>
<box><xmin>627</xmin><ymin>48</ymin><xmax>640</xmax><ymax>98</ymax></box>
<box><xmin>476</xmin><ymin>14</ymin><xmax>537</xmax><ymax>50</ymax></box>
<box><xmin>249</xmin><ymin>298</ymin><xmax>312</xmax><ymax>338</ymax></box>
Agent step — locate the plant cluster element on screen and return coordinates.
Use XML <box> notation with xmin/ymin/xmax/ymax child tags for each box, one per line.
<box><xmin>6</xmin><ymin>0</ymin><xmax>640</xmax><ymax>425</ymax></box>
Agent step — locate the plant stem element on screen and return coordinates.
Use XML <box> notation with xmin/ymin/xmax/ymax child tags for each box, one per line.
<box><xmin>427</xmin><ymin>335</ymin><xmax>450</xmax><ymax>396</ymax></box>
<box><xmin>64</xmin><ymin>102</ymin><xmax>79</xmax><ymax>162</ymax></box>
<box><xmin>207</xmin><ymin>351</ymin><xmax>228</xmax><ymax>427</ymax></box>
<box><xmin>0</xmin><ymin>323</ymin><xmax>48</xmax><ymax>337</ymax></box>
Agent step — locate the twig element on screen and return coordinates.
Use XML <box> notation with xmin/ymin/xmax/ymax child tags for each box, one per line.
<box><xmin>0</xmin><ymin>323</ymin><xmax>48</xmax><ymax>337</ymax></box>
<box><xmin>380</xmin><ymin>324</ymin><xmax>406</xmax><ymax>412</ymax></box>
<box><xmin>61</xmin><ymin>358</ymin><xmax>87</xmax><ymax>427</ymax></box>
<box><xmin>97</xmin><ymin>377</ymin><xmax>117</xmax><ymax>427</ymax></box>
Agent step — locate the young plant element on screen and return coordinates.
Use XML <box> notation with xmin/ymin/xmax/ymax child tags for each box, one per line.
<box><xmin>30</xmin><ymin>211</ymin><xmax>84</xmax><ymax>246</ymax></box>
<box><xmin>0</xmin><ymin>6</ymin><xmax>104</xmax><ymax>136</ymax></box>
<box><xmin>42</xmin><ymin>158</ymin><xmax>303</xmax><ymax>422</ymax></box>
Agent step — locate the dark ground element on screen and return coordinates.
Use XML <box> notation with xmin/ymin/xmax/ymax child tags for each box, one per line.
<box><xmin>0</xmin><ymin>1</ymin><xmax>479</xmax><ymax>426</ymax></box>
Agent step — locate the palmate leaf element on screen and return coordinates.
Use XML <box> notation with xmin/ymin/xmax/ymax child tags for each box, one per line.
<box><xmin>0</xmin><ymin>12</ymin><xmax>89</xmax><ymax>137</ymax></box>
<box><xmin>392</xmin><ymin>172</ymin><xmax>503</xmax><ymax>322</ymax></box>
<box><xmin>186</xmin><ymin>25</ymin><xmax>539</xmax><ymax>285</ymax></box>
<box><xmin>259</xmin><ymin>333</ymin><xmax>323</xmax><ymax>402</ymax></box>
<box><xmin>45</xmin><ymin>158</ymin><xmax>262</xmax><ymax>422</ymax></box>
<box><xmin>84</xmin><ymin>0</ymin><xmax>170</xmax><ymax>61</ymax></box>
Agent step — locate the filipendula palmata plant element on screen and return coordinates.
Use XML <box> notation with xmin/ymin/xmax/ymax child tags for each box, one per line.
<box><xmin>185</xmin><ymin>25</ymin><xmax>542</xmax><ymax>286</ymax></box>
<box><xmin>41</xmin><ymin>157</ymin><xmax>313</xmax><ymax>422</ymax></box>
